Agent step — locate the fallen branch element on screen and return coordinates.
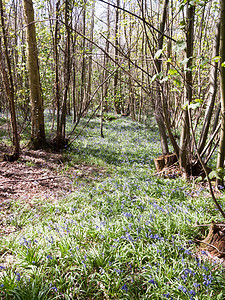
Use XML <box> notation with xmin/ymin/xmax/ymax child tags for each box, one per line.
<box><xmin>153</xmin><ymin>162</ymin><xmax>179</xmax><ymax>176</ymax></box>
<box><xmin>0</xmin><ymin>175</ymin><xmax>70</xmax><ymax>185</ymax></box>
<box><xmin>195</xmin><ymin>238</ymin><xmax>225</xmax><ymax>255</ymax></box>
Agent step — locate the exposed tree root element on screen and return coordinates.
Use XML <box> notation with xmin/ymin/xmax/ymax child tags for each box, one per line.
<box><xmin>154</xmin><ymin>153</ymin><xmax>211</xmax><ymax>179</ymax></box>
<box><xmin>199</xmin><ymin>222</ymin><xmax>225</xmax><ymax>258</ymax></box>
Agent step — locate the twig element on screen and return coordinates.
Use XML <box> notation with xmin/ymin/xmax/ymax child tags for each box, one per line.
<box><xmin>195</xmin><ymin>238</ymin><xmax>225</xmax><ymax>255</ymax></box>
<box><xmin>0</xmin><ymin>175</ymin><xmax>69</xmax><ymax>185</ymax></box>
<box><xmin>152</xmin><ymin>162</ymin><xmax>178</xmax><ymax>176</ymax></box>
<box><xmin>193</xmin><ymin>224</ymin><xmax>211</xmax><ymax>227</ymax></box>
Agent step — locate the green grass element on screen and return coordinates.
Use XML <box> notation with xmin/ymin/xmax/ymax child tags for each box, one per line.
<box><xmin>1</xmin><ymin>117</ymin><xmax>225</xmax><ymax>299</ymax></box>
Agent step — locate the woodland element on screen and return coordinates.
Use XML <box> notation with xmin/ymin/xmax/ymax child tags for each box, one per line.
<box><xmin>1</xmin><ymin>0</ymin><xmax>225</xmax><ymax>299</ymax></box>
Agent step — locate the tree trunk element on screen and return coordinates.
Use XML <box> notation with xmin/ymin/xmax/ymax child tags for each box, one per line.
<box><xmin>23</xmin><ymin>0</ymin><xmax>46</xmax><ymax>149</ymax></box>
<box><xmin>198</xmin><ymin>20</ymin><xmax>220</xmax><ymax>154</ymax></box>
<box><xmin>0</xmin><ymin>0</ymin><xmax>19</xmax><ymax>160</ymax></box>
<box><xmin>155</xmin><ymin>0</ymin><xmax>169</xmax><ymax>155</ymax></box>
<box><xmin>217</xmin><ymin>0</ymin><xmax>225</xmax><ymax>187</ymax></box>
<box><xmin>87</xmin><ymin>0</ymin><xmax>95</xmax><ymax>104</ymax></box>
<box><xmin>80</xmin><ymin>1</ymin><xmax>87</xmax><ymax>115</ymax></box>
<box><xmin>54</xmin><ymin>1</ymin><xmax>61</xmax><ymax>139</ymax></box>
<box><xmin>58</xmin><ymin>0</ymin><xmax>70</xmax><ymax>145</ymax></box>
<box><xmin>103</xmin><ymin>0</ymin><xmax>110</xmax><ymax>112</ymax></box>
<box><xmin>114</xmin><ymin>0</ymin><xmax>121</xmax><ymax>114</ymax></box>
<box><xmin>179</xmin><ymin>1</ymin><xmax>195</xmax><ymax>174</ymax></box>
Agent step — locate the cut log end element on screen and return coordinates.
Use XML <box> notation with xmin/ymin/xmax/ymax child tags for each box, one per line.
<box><xmin>154</xmin><ymin>153</ymin><xmax>177</xmax><ymax>172</ymax></box>
<box><xmin>200</xmin><ymin>222</ymin><xmax>225</xmax><ymax>258</ymax></box>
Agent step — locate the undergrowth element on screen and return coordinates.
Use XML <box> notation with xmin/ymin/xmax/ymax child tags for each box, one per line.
<box><xmin>1</xmin><ymin>117</ymin><xmax>225</xmax><ymax>299</ymax></box>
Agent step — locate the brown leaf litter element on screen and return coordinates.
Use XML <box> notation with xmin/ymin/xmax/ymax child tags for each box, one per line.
<box><xmin>0</xmin><ymin>148</ymin><xmax>106</xmax><ymax>235</ymax></box>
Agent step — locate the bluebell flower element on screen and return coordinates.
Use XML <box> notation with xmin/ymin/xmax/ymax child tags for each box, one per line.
<box><xmin>121</xmin><ymin>284</ymin><xmax>128</xmax><ymax>292</ymax></box>
<box><xmin>193</xmin><ymin>282</ymin><xmax>199</xmax><ymax>288</ymax></box>
<box><xmin>149</xmin><ymin>279</ymin><xmax>158</xmax><ymax>286</ymax></box>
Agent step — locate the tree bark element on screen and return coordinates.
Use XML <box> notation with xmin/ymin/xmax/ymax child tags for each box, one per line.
<box><xmin>54</xmin><ymin>1</ymin><xmax>61</xmax><ymax>137</ymax></box>
<box><xmin>217</xmin><ymin>0</ymin><xmax>225</xmax><ymax>187</ymax></box>
<box><xmin>0</xmin><ymin>0</ymin><xmax>19</xmax><ymax>160</ymax></box>
<box><xmin>179</xmin><ymin>1</ymin><xmax>195</xmax><ymax>174</ymax></box>
<box><xmin>58</xmin><ymin>0</ymin><xmax>71</xmax><ymax>145</ymax></box>
<box><xmin>155</xmin><ymin>0</ymin><xmax>169</xmax><ymax>155</ymax></box>
<box><xmin>80</xmin><ymin>1</ymin><xmax>87</xmax><ymax>115</ymax></box>
<box><xmin>114</xmin><ymin>0</ymin><xmax>121</xmax><ymax>114</ymax></box>
<box><xmin>198</xmin><ymin>20</ymin><xmax>220</xmax><ymax>154</ymax></box>
<box><xmin>23</xmin><ymin>0</ymin><xmax>46</xmax><ymax>149</ymax></box>
<box><xmin>87</xmin><ymin>0</ymin><xmax>95</xmax><ymax>104</ymax></box>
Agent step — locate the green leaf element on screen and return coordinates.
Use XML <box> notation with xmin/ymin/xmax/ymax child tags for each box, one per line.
<box><xmin>181</xmin><ymin>58</ymin><xmax>190</xmax><ymax>65</ymax></box>
<box><xmin>200</xmin><ymin>58</ymin><xmax>209</xmax><ymax>67</ymax></box>
<box><xmin>182</xmin><ymin>102</ymin><xmax>188</xmax><ymax>110</ymax></box>
<box><xmin>194</xmin><ymin>98</ymin><xmax>203</xmax><ymax>104</ymax></box>
<box><xmin>168</xmin><ymin>69</ymin><xmax>178</xmax><ymax>76</ymax></box>
<box><xmin>154</xmin><ymin>49</ymin><xmax>163</xmax><ymax>59</ymax></box>
<box><xmin>173</xmin><ymin>79</ymin><xmax>182</xmax><ymax>87</ymax></box>
<box><xmin>151</xmin><ymin>72</ymin><xmax>163</xmax><ymax>83</ymax></box>
<box><xmin>151</xmin><ymin>74</ymin><xmax>158</xmax><ymax>83</ymax></box>
<box><xmin>209</xmin><ymin>170</ymin><xmax>221</xmax><ymax>180</ymax></box>
<box><xmin>212</xmin><ymin>56</ymin><xmax>221</xmax><ymax>63</ymax></box>
<box><xmin>196</xmin><ymin>176</ymin><xmax>202</xmax><ymax>183</ymax></box>
<box><xmin>173</xmin><ymin>41</ymin><xmax>186</xmax><ymax>53</ymax></box>
<box><xmin>160</xmin><ymin>76</ymin><xmax>169</xmax><ymax>83</ymax></box>
<box><xmin>189</xmin><ymin>0</ymin><xmax>197</xmax><ymax>5</ymax></box>
<box><xmin>179</xmin><ymin>20</ymin><xmax>186</xmax><ymax>27</ymax></box>
<box><xmin>222</xmin><ymin>61</ymin><xmax>225</xmax><ymax>67</ymax></box>
<box><xmin>188</xmin><ymin>102</ymin><xmax>201</xmax><ymax>110</ymax></box>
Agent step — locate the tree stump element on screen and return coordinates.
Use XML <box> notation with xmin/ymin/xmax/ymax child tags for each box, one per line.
<box><xmin>200</xmin><ymin>222</ymin><xmax>225</xmax><ymax>258</ymax></box>
<box><xmin>154</xmin><ymin>155</ymin><xmax>165</xmax><ymax>172</ymax></box>
<box><xmin>154</xmin><ymin>153</ymin><xmax>178</xmax><ymax>172</ymax></box>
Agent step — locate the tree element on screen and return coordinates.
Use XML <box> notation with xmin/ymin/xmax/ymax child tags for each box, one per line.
<box><xmin>113</xmin><ymin>0</ymin><xmax>121</xmax><ymax>114</ymax></box>
<box><xmin>217</xmin><ymin>0</ymin><xmax>225</xmax><ymax>187</ymax></box>
<box><xmin>0</xmin><ymin>0</ymin><xmax>19</xmax><ymax>160</ymax></box>
<box><xmin>23</xmin><ymin>0</ymin><xmax>46</xmax><ymax>149</ymax></box>
<box><xmin>87</xmin><ymin>0</ymin><xmax>96</xmax><ymax>104</ymax></box>
<box><xmin>179</xmin><ymin>0</ymin><xmax>195</xmax><ymax>174</ymax></box>
<box><xmin>56</xmin><ymin>0</ymin><xmax>71</xmax><ymax>146</ymax></box>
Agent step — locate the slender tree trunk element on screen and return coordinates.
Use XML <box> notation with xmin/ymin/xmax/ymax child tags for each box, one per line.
<box><xmin>103</xmin><ymin>0</ymin><xmax>110</xmax><ymax>112</ymax></box>
<box><xmin>87</xmin><ymin>0</ymin><xmax>95</xmax><ymax>103</ymax></box>
<box><xmin>114</xmin><ymin>0</ymin><xmax>121</xmax><ymax>114</ymax></box>
<box><xmin>179</xmin><ymin>1</ymin><xmax>195</xmax><ymax>174</ymax></box>
<box><xmin>72</xmin><ymin>64</ymin><xmax>77</xmax><ymax>123</ymax></box>
<box><xmin>23</xmin><ymin>0</ymin><xmax>46</xmax><ymax>149</ymax></box>
<box><xmin>80</xmin><ymin>1</ymin><xmax>87</xmax><ymax>114</ymax></box>
<box><xmin>155</xmin><ymin>0</ymin><xmax>169</xmax><ymax>155</ymax></box>
<box><xmin>138</xmin><ymin>31</ymin><xmax>145</xmax><ymax>122</ymax></box>
<box><xmin>58</xmin><ymin>0</ymin><xmax>70</xmax><ymax>144</ymax></box>
<box><xmin>0</xmin><ymin>0</ymin><xmax>19</xmax><ymax>160</ymax></box>
<box><xmin>100</xmin><ymin>86</ymin><xmax>104</xmax><ymax>138</ymax></box>
<box><xmin>198</xmin><ymin>20</ymin><xmax>220</xmax><ymax>154</ymax></box>
<box><xmin>217</xmin><ymin>0</ymin><xmax>225</xmax><ymax>187</ymax></box>
<box><xmin>54</xmin><ymin>1</ymin><xmax>61</xmax><ymax>138</ymax></box>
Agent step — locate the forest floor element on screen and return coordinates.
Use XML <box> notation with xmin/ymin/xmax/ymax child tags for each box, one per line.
<box><xmin>0</xmin><ymin>148</ymin><xmax>106</xmax><ymax>235</ymax></box>
<box><xmin>1</xmin><ymin>117</ymin><xmax>225</xmax><ymax>299</ymax></box>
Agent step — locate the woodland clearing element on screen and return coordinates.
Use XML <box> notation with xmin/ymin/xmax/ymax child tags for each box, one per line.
<box><xmin>0</xmin><ymin>117</ymin><xmax>225</xmax><ymax>299</ymax></box>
